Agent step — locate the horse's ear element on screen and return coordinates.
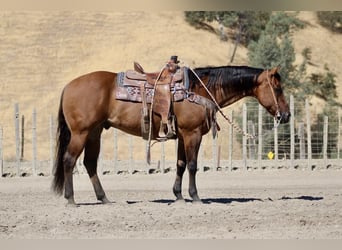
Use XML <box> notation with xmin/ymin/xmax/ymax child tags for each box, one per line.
<box><xmin>270</xmin><ymin>66</ymin><xmax>280</xmax><ymax>75</ymax></box>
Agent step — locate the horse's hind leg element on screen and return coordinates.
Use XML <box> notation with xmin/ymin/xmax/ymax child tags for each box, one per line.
<box><xmin>173</xmin><ymin>139</ymin><xmax>186</xmax><ymax>201</ymax></box>
<box><xmin>64</xmin><ymin>133</ymin><xmax>88</xmax><ymax>205</ymax></box>
<box><xmin>83</xmin><ymin>128</ymin><xmax>110</xmax><ymax>204</ymax></box>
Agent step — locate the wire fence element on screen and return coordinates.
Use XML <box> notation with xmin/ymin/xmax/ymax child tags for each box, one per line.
<box><xmin>1</xmin><ymin>95</ymin><xmax>341</xmax><ymax>177</ymax></box>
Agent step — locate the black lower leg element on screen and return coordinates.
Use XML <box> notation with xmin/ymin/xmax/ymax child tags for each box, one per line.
<box><xmin>188</xmin><ymin>160</ymin><xmax>201</xmax><ymax>202</ymax></box>
<box><xmin>173</xmin><ymin>160</ymin><xmax>186</xmax><ymax>200</ymax></box>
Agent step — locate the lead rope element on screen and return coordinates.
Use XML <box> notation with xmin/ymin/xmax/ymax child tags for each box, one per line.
<box><xmin>146</xmin><ymin>64</ymin><xmax>168</xmax><ymax>164</ymax></box>
<box><xmin>188</xmin><ymin>67</ymin><xmax>256</xmax><ymax>139</ymax></box>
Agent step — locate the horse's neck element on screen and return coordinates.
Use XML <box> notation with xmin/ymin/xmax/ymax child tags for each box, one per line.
<box><xmin>190</xmin><ymin>67</ymin><xmax>258</xmax><ymax>108</ymax></box>
<box><xmin>209</xmin><ymin>80</ymin><xmax>255</xmax><ymax>108</ymax></box>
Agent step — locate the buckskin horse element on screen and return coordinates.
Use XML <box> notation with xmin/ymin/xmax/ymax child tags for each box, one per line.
<box><xmin>52</xmin><ymin>62</ymin><xmax>290</xmax><ymax>205</ymax></box>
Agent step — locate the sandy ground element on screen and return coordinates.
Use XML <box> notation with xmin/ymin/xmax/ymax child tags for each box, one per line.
<box><xmin>0</xmin><ymin>169</ymin><xmax>342</xmax><ymax>239</ymax></box>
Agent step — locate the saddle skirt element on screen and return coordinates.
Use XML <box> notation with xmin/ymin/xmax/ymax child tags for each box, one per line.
<box><xmin>115</xmin><ymin>67</ymin><xmax>187</xmax><ymax>103</ymax></box>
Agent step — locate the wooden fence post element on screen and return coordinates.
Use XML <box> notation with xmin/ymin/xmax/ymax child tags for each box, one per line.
<box><xmin>290</xmin><ymin>95</ymin><xmax>295</xmax><ymax>168</ymax></box>
<box><xmin>228</xmin><ymin>110</ymin><xmax>233</xmax><ymax>171</ymax></box>
<box><xmin>129</xmin><ymin>135</ymin><xmax>133</xmax><ymax>173</ymax></box>
<box><xmin>21</xmin><ymin>115</ymin><xmax>24</xmax><ymax>160</ymax></box>
<box><xmin>247</xmin><ymin>120</ymin><xmax>256</xmax><ymax>159</ymax></box>
<box><xmin>113</xmin><ymin>129</ymin><xmax>118</xmax><ymax>173</ymax></box>
<box><xmin>305</xmin><ymin>99</ymin><xmax>312</xmax><ymax>168</ymax></box>
<box><xmin>242</xmin><ymin>103</ymin><xmax>247</xmax><ymax>170</ymax></box>
<box><xmin>338</xmin><ymin>109</ymin><xmax>341</xmax><ymax>159</ymax></box>
<box><xmin>323</xmin><ymin>116</ymin><xmax>328</xmax><ymax>165</ymax></box>
<box><xmin>32</xmin><ymin>108</ymin><xmax>37</xmax><ymax>176</ymax></box>
<box><xmin>258</xmin><ymin>104</ymin><xmax>263</xmax><ymax>168</ymax></box>
<box><xmin>49</xmin><ymin>115</ymin><xmax>54</xmax><ymax>175</ymax></box>
<box><xmin>0</xmin><ymin>127</ymin><xmax>3</xmax><ymax>177</ymax></box>
<box><xmin>161</xmin><ymin>141</ymin><xmax>165</xmax><ymax>173</ymax></box>
<box><xmin>298</xmin><ymin>122</ymin><xmax>305</xmax><ymax>159</ymax></box>
<box><xmin>14</xmin><ymin>103</ymin><xmax>20</xmax><ymax>176</ymax></box>
<box><xmin>274</xmin><ymin>119</ymin><xmax>278</xmax><ymax>161</ymax></box>
<box><xmin>212</xmin><ymin>135</ymin><xmax>218</xmax><ymax>171</ymax></box>
<box><xmin>99</xmin><ymin>138</ymin><xmax>103</xmax><ymax>174</ymax></box>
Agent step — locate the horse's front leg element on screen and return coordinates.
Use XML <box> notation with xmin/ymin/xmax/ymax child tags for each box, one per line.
<box><xmin>173</xmin><ymin>139</ymin><xmax>186</xmax><ymax>202</ymax></box>
<box><xmin>184</xmin><ymin>133</ymin><xmax>202</xmax><ymax>203</ymax></box>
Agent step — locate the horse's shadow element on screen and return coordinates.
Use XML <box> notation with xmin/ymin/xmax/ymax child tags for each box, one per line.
<box><xmin>74</xmin><ymin>195</ymin><xmax>324</xmax><ymax>206</ymax></box>
<box><xmin>151</xmin><ymin>195</ymin><xmax>324</xmax><ymax>205</ymax></box>
<box><xmin>151</xmin><ymin>197</ymin><xmax>263</xmax><ymax>204</ymax></box>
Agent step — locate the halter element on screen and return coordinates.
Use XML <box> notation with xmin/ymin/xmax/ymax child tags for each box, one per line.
<box><xmin>266</xmin><ymin>69</ymin><xmax>282</xmax><ymax>128</ymax></box>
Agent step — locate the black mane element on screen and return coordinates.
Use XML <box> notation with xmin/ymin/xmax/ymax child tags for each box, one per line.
<box><xmin>189</xmin><ymin>66</ymin><xmax>264</xmax><ymax>94</ymax></box>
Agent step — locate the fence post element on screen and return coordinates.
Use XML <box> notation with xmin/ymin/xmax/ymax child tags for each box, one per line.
<box><xmin>113</xmin><ymin>129</ymin><xmax>118</xmax><ymax>174</ymax></box>
<box><xmin>305</xmin><ymin>99</ymin><xmax>312</xmax><ymax>168</ymax></box>
<box><xmin>32</xmin><ymin>108</ymin><xmax>37</xmax><ymax>176</ymax></box>
<box><xmin>298</xmin><ymin>122</ymin><xmax>305</xmax><ymax>159</ymax></box>
<box><xmin>129</xmin><ymin>135</ymin><xmax>133</xmax><ymax>173</ymax></box>
<box><xmin>199</xmin><ymin>143</ymin><xmax>203</xmax><ymax>172</ymax></box>
<box><xmin>161</xmin><ymin>141</ymin><xmax>165</xmax><ymax>173</ymax></box>
<box><xmin>21</xmin><ymin>115</ymin><xmax>25</xmax><ymax>160</ymax></box>
<box><xmin>247</xmin><ymin>120</ymin><xmax>256</xmax><ymax>159</ymax></box>
<box><xmin>242</xmin><ymin>103</ymin><xmax>247</xmax><ymax>170</ymax></box>
<box><xmin>212</xmin><ymin>135</ymin><xmax>218</xmax><ymax>171</ymax></box>
<box><xmin>99</xmin><ymin>138</ymin><xmax>103</xmax><ymax>174</ymax></box>
<box><xmin>290</xmin><ymin>95</ymin><xmax>295</xmax><ymax>168</ymax></box>
<box><xmin>323</xmin><ymin>116</ymin><xmax>328</xmax><ymax>166</ymax></box>
<box><xmin>14</xmin><ymin>103</ymin><xmax>20</xmax><ymax>176</ymax></box>
<box><xmin>258</xmin><ymin>104</ymin><xmax>263</xmax><ymax>168</ymax></box>
<box><xmin>49</xmin><ymin>115</ymin><xmax>54</xmax><ymax>175</ymax></box>
<box><xmin>228</xmin><ymin>110</ymin><xmax>233</xmax><ymax>171</ymax></box>
<box><xmin>274</xmin><ymin>119</ymin><xmax>278</xmax><ymax>161</ymax></box>
<box><xmin>0</xmin><ymin>127</ymin><xmax>3</xmax><ymax>177</ymax></box>
<box><xmin>338</xmin><ymin>109</ymin><xmax>341</xmax><ymax>159</ymax></box>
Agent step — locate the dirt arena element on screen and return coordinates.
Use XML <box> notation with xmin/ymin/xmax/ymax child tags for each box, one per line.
<box><xmin>0</xmin><ymin>169</ymin><xmax>342</xmax><ymax>239</ymax></box>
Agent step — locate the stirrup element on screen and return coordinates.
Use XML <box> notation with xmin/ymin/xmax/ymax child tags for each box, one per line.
<box><xmin>157</xmin><ymin>121</ymin><xmax>175</xmax><ymax>141</ymax></box>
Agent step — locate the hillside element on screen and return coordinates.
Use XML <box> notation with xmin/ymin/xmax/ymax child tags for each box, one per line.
<box><xmin>0</xmin><ymin>11</ymin><xmax>341</xmax><ymax>161</ymax></box>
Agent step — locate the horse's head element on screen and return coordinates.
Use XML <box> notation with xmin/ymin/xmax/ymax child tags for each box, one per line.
<box><xmin>254</xmin><ymin>67</ymin><xmax>290</xmax><ymax>124</ymax></box>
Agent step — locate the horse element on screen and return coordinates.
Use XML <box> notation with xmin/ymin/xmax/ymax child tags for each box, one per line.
<box><xmin>52</xmin><ymin>64</ymin><xmax>290</xmax><ymax>205</ymax></box>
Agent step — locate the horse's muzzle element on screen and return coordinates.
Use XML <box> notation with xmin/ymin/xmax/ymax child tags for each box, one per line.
<box><xmin>277</xmin><ymin>111</ymin><xmax>291</xmax><ymax>124</ymax></box>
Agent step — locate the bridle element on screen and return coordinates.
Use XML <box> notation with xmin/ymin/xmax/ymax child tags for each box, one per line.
<box><xmin>266</xmin><ymin>69</ymin><xmax>282</xmax><ymax>128</ymax></box>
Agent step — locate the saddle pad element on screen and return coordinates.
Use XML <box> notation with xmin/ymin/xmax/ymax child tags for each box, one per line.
<box><xmin>115</xmin><ymin>72</ymin><xmax>186</xmax><ymax>103</ymax></box>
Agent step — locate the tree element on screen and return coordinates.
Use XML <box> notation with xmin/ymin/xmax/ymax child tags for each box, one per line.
<box><xmin>317</xmin><ymin>11</ymin><xmax>342</xmax><ymax>33</ymax></box>
<box><xmin>184</xmin><ymin>11</ymin><xmax>270</xmax><ymax>62</ymax></box>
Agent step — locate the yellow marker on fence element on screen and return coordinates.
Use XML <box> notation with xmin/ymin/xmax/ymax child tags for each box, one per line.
<box><xmin>267</xmin><ymin>151</ymin><xmax>274</xmax><ymax>160</ymax></box>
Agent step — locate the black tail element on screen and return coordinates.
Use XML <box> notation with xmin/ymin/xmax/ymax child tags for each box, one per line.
<box><xmin>52</xmin><ymin>91</ymin><xmax>70</xmax><ymax>195</ymax></box>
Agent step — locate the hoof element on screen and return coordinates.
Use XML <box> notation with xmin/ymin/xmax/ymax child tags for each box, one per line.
<box><xmin>65</xmin><ymin>201</ymin><xmax>79</xmax><ymax>208</ymax></box>
<box><xmin>174</xmin><ymin>198</ymin><xmax>186</xmax><ymax>204</ymax></box>
<box><xmin>192</xmin><ymin>199</ymin><xmax>203</xmax><ymax>204</ymax></box>
<box><xmin>101</xmin><ymin>197</ymin><xmax>112</xmax><ymax>204</ymax></box>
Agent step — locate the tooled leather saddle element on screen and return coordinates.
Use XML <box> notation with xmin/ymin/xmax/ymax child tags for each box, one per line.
<box><xmin>116</xmin><ymin>56</ymin><xmax>187</xmax><ymax>140</ymax></box>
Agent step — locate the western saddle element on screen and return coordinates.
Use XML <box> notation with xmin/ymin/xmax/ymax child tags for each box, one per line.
<box><xmin>117</xmin><ymin>56</ymin><xmax>183</xmax><ymax>141</ymax></box>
